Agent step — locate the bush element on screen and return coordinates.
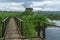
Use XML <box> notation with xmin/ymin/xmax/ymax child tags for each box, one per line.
<box><xmin>21</xmin><ymin>13</ymin><xmax>48</xmax><ymax>37</ymax></box>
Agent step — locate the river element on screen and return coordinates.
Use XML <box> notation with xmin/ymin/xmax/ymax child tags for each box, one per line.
<box><xmin>46</xmin><ymin>20</ymin><xmax>60</xmax><ymax>40</ymax></box>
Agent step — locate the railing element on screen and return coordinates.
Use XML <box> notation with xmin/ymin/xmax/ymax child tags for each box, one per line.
<box><xmin>2</xmin><ymin>16</ymin><xmax>10</xmax><ymax>38</ymax></box>
<box><xmin>14</xmin><ymin>16</ymin><xmax>60</xmax><ymax>40</ymax></box>
<box><xmin>0</xmin><ymin>21</ymin><xmax>2</xmax><ymax>38</ymax></box>
<box><xmin>14</xmin><ymin>17</ymin><xmax>46</xmax><ymax>40</ymax></box>
<box><xmin>14</xmin><ymin>17</ymin><xmax>23</xmax><ymax>36</ymax></box>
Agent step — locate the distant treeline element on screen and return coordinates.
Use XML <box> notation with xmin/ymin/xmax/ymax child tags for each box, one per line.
<box><xmin>47</xmin><ymin>14</ymin><xmax>60</xmax><ymax>20</ymax></box>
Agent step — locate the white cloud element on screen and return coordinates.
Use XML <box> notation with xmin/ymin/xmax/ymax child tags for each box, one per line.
<box><xmin>33</xmin><ymin>8</ymin><xmax>43</xmax><ymax>11</ymax></box>
<box><xmin>0</xmin><ymin>2</ymin><xmax>25</xmax><ymax>11</ymax></box>
<box><xmin>30</xmin><ymin>0</ymin><xmax>60</xmax><ymax>11</ymax></box>
<box><xmin>0</xmin><ymin>0</ymin><xmax>60</xmax><ymax>11</ymax></box>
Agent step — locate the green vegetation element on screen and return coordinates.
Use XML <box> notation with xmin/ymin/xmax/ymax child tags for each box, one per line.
<box><xmin>0</xmin><ymin>11</ymin><xmax>21</xmax><ymax>38</ymax></box>
<box><xmin>16</xmin><ymin>10</ymin><xmax>49</xmax><ymax>37</ymax></box>
<box><xmin>47</xmin><ymin>14</ymin><xmax>60</xmax><ymax>20</ymax></box>
<box><xmin>0</xmin><ymin>11</ymin><xmax>57</xmax><ymax>38</ymax></box>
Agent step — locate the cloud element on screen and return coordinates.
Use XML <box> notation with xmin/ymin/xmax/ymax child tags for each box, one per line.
<box><xmin>0</xmin><ymin>0</ymin><xmax>60</xmax><ymax>11</ymax></box>
<box><xmin>0</xmin><ymin>2</ymin><xmax>25</xmax><ymax>11</ymax></box>
<box><xmin>29</xmin><ymin>0</ymin><xmax>60</xmax><ymax>11</ymax></box>
<box><xmin>0</xmin><ymin>0</ymin><xmax>43</xmax><ymax>2</ymax></box>
<box><xmin>33</xmin><ymin>8</ymin><xmax>43</xmax><ymax>11</ymax></box>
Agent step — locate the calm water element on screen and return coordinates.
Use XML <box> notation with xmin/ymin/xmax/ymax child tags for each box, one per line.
<box><xmin>46</xmin><ymin>20</ymin><xmax>60</xmax><ymax>40</ymax></box>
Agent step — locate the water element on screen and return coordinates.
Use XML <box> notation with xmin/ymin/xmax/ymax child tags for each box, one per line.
<box><xmin>46</xmin><ymin>20</ymin><xmax>60</xmax><ymax>40</ymax></box>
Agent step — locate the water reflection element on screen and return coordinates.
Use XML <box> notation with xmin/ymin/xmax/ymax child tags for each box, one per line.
<box><xmin>46</xmin><ymin>20</ymin><xmax>60</xmax><ymax>40</ymax></box>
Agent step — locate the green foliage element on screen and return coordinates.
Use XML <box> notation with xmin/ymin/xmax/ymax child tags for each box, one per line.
<box><xmin>22</xmin><ymin>22</ymin><xmax>36</xmax><ymax>37</ymax></box>
<box><xmin>21</xmin><ymin>14</ymin><xmax>48</xmax><ymax>22</ymax></box>
<box><xmin>0</xmin><ymin>11</ymin><xmax>49</xmax><ymax>38</ymax></box>
<box><xmin>20</xmin><ymin>12</ymin><xmax>48</xmax><ymax>37</ymax></box>
<box><xmin>47</xmin><ymin>14</ymin><xmax>60</xmax><ymax>20</ymax></box>
<box><xmin>0</xmin><ymin>11</ymin><xmax>22</xmax><ymax>38</ymax></box>
<box><xmin>21</xmin><ymin>9</ymin><xmax>33</xmax><ymax>16</ymax></box>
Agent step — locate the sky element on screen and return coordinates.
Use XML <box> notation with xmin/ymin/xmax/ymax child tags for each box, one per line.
<box><xmin>0</xmin><ymin>0</ymin><xmax>60</xmax><ymax>11</ymax></box>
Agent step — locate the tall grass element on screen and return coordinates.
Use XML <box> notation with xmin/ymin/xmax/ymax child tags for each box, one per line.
<box><xmin>0</xmin><ymin>11</ymin><xmax>22</xmax><ymax>38</ymax></box>
<box><xmin>16</xmin><ymin>11</ymin><xmax>49</xmax><ymax>37</ymax></box>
